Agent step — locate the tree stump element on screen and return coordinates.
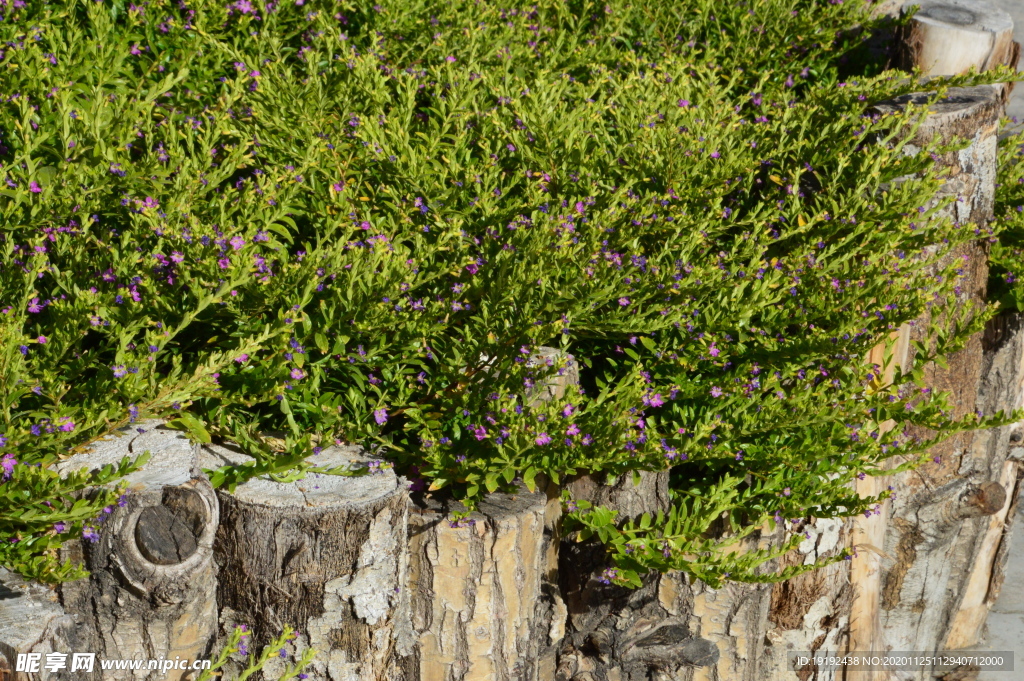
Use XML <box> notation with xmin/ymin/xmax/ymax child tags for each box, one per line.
<box><xmin>54</xmin><ymin>420</ymin><xmax>219</xmax><ymax>681</ymax></box>
<box><xmin>550</xmin><ymin>348</ymin><xmax>756</xmax><ymax>681</ymax></box>
<box><xmin>403</xmin><ymin>486</ymin><xmax>563</xmax><ymax>681</ymax></box>
<box><xmin>893</xmin><ymin>0</ymin><xmax>1019</xmax><ymax>98</ymax></box>
<box><xmin>473</xmin><ymin>346</ymin><xmax>579</xmax><ymax>409</ymax></box>
<box><xmin>761</xmin><ymin>517</ymin><xmax>855</xmax><ymax>681</ymax></box>
<box><xmin>202</xmin><ymin>441</ymin><xmax>412</xmax><ymax>681</ymax></box>
<box><xmin>0</xmin><ymin>567</ymin><xmax>85</xmax><ymax>681</ymax></box>
<box><xmin>851</xmin><ymin>84</ymin><xmax>1006</xmax><ymax>679</ymax></box>
<box><xmin>944</xmin><ymin>312</ymin><xmax>1024</xmax><ymax>650</ymax></box>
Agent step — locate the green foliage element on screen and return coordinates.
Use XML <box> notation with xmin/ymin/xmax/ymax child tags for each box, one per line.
<box><xmin>0</xmin><ymin>0</ymin><xmax>1020</xmax><ymax>589</ymax></box>
<box><xmin>196</xmin><ymin>624</ymin><xmax>315</xmax><ymax>681</ymax></box>
<box><xmin>989</xmin><ymin>127</ymin><xmax>1024</xmax><ymax>311</ymax></box>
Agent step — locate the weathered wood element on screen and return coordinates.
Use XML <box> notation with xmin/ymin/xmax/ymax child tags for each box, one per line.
<box><xmin>941</xmin><ymin>312</ymin><xmax>1024</xmax><ymax>651</ymax></box>
<box><xmin>202</xmin><ymin>441</ymin><xmax>412</xmax><ymax>681</ymax></box>
<box><xmin>761</xmin><ymin>517</ymin><xmax>854</xmax><ymax>681</ymax></box>
<box><xmin>847</xmin><ymin>84</ymin><xmax>1008</xmax><ymax>679</ymax></box>
<box><xmin>893</xmin><ymin>0</ymin><xmax>1018</xmax><ymax>95</ymax></box>
<box><xmin>475</xmin><ymin>346</ymin><xmax>580</xmax><ymax>409</ymax></box>
<box><xmin>403</xmin><ymin>486</ymin><xmax>562</xmax><ymax>681</ymax></box>
<box><xmin>54</xmin><ymin>420</ymin><xmax>219</xmax><ymax>681</ymax></box>
<box><xmin>0</xmin><ymin>567</ymin><xmax>85</xmax><ymax>681</ymax></box>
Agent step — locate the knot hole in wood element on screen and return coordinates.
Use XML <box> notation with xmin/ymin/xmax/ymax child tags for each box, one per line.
<box><xmin>134</xmin><ymin>487</ymin><xmax>209</xmax><ymax>565</ymax></box>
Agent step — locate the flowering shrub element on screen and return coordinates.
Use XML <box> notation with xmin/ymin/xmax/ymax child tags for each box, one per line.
<box><xmin>196</xmin><ymin>624</ymin><xmax>314</xmax><ymax>681</ymax></box>
<box><xmin>0</xmin><ymin>0</ymin><xmax>1019</xmax><ymax>588</ymax></box>
<box><xmin>988</xmin><ymin>126</ymin><xmax>1024</xmax><ymax>310</ymax></box>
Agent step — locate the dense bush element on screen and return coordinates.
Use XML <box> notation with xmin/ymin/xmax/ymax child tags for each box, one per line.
<box><xmin>989</xmin><ymin>127</ymin><xmax>1024</xmax><ymax>311</ymax></box>
<box><xmin>0</xmin><ymin>0</ymin><xmax>1018</xmax><ymax>587</ymax></box>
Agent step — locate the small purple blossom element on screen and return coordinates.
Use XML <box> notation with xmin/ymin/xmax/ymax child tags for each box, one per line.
<box><xmin>1</xmin><ymin>454</ymin><xmax>16</xmax><ymax>480</ymax></box>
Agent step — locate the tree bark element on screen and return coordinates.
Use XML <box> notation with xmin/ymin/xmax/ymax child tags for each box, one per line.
<box><xmin>203</xmin><ymin>441</ymin><xmax>412</xmax><ymax>681</ymax></box>
<box><xmin>848</xmin><ymin>85</ymin><xmax>1005</xmax><ymax>680</ymax></box>
<box><xmin>53</xmin><ymin>420</ymin><xmax>219</xmax><ymax>681</ymax></box>
<box><xmin>0</xmin><ymin>567</ymin><xmax>85</xmax><ymax>681</ymax></box>
<box><xmin>943</xmin><ymin>312</ymin><xmax>1024</xmax><ymax>650</ymax></box>
<box><xmin>403</xmin><ymin>485</ymin><xmax>563</xmax><ymax>681</ymax></box>
<box><xmin>761</xmin><ymin>517</ymin><xmax>854</xmax><ymax>681</ymax></box>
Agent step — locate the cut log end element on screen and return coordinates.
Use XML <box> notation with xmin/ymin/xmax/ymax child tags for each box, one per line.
<box><xmin>895</xmin><ymin>0</ymin><xmax>1016</xmax><ymax>76</ymax></box>
<box><xmin>208</xmin><ymin>442</ymin><xmax>410</xmax><ymax>681</ymax></box>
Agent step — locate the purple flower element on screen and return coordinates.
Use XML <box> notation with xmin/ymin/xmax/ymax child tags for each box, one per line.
<box><xmin>473</xmin><ymin>425</ymin><xmax>488</xmax><ymax>440</ymax></box>
<box><xmin>290</xmin><ymin>368</ymin><xmax>305</xmax><ymax>380</ymax></box>
<box><xmin>1</xmin><ymin>454</ymin><xmax>16</xmax><ymax>480</ymax></box>
<box><xmin>566</xmin><ymin>424</ymin><xmax>581</xmax><ymax>436</ymax></box>
<box><xmin>618</xmin><ymin>297</ymin><xmax>630</xmax><ymax>307</ymax></box>
<box><xmin>53</xmin><ymin>521</ymin><xmax>68</xmax><ymax>533</ymax></box>
<box><xmin>374</xmin><ymin>408</ymin><xmax>388</xmax><ymax>425</ymax></box>
<box><xmin>229</xmin><ymin>236</ymin><xmax>246</xmax><ymax>250</ymax></box>
<box><xmin>235</xmin><ymin>354</ymin><xmax>249</xmax><ymax>363</ymax></box>
<box><xmin>111</xmin><ymin>365</ymin><xmax>127</xmax><ymax>378</ymax></box>
<box><xmin>678</xmin><ymin>99</ymin><xmax>690</xmax><ymax>107</ymax></box>
<box><xmin>535</xmin><ymin>433</ymin><xmax>552</xmax><ymax>446</ymax></box>
<box><xmin>82</xmin><ymin>526</ymin><xmax>100</xmax><ymax>543</ymax></box>
<box><xmin>465</xmin><ymin>263</ymin><xmax>479</xmax><ymax>275</ymax></box>
<box><xmin>29</xmin><ymin>181</ymin><xmax>42</xmax><ymax>193</ymax></box>
<box><xmin>710</xmin><ymin>386</ymin><xmax>723</xmax><ymax>397</ymax></box>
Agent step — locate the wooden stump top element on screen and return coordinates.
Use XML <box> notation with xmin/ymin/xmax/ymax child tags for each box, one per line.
<box><xmin>54</xmin><ymin>419</ymin><xmax>199</xmax><ymax>490</ymax></box>
<box><xmin>200</xmin><ymin>442</ymin><xmax>400</xmax><ymax>508</ymax></box>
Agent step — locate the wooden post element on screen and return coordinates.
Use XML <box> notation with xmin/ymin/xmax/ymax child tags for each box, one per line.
<box><xmin>944</xmin><ymin>312</ymin><xmax>1024</xmax><ymax>649</ymax></box>
<box><xmin>203</xmin><ymin>441</ymin><xmax>412</xmax><ymax>681</ymax></box>
<box><xmin>893</xmin><ymin>0</ymin><xmax>1021</xmax><ymax>100</ymax></box>
<box><xmin>552</xmin><ymin>352</ymin><xmax>774</xmax><ymax>680</ymax></box>
<box><xmin>404</xmin><ymin>487</ymin><xmax>563</xmax><ymax>681</ymax></box>
<box><xmin>399</xmin><ymin>346</ymin><xmax>572</xmax><ymax>681</ymax></box>
<box><xmin>54</xmin><ymin>420</ymin><xmax>220</xmax><ymax>681</ymax></box>
<box><xmin>846</xmin><ymin>82</ymin><xmax>1003</xmax><ymax>680</ymax></box>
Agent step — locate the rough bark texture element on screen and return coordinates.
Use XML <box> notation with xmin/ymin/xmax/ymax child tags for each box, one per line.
<box><xmin>403</xmin><ymin>485</ymin><xmax>563</xmax><ymax>681</ymax></box>
<box><xmin>52</xmin><ymin>420</ymin><xmax>219</xmax><ymax>681</ymax></box>
<box><xmin>204</xmin><ymin>442</ymin><xmax>412</xmax><ymax>681</ymax></box>
<box><xmin>944</xmin><ymin>313</ymin><xmax>1024</xmax><ymax>650</ymax></box>
<box><xmin>554</xmin><ymin>522</ymin><xmax>783</xmax><ymax>681</ymax></box>
<box><xmin>855</xmin><ymin>85</ymin><xmax>1006</xmax><ymax>680</ymax></box>
<box><xmin>0</xmin><ymin>567</ymin><xmax>87</xmax><ymax>681</ymax></box>
<box><xmin>760</xmin><ymin>517</ymin><xmax>854</xmax><ymax>681</ymax></box>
